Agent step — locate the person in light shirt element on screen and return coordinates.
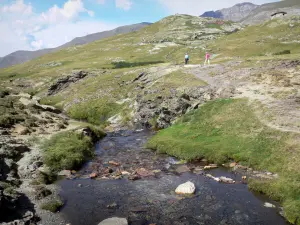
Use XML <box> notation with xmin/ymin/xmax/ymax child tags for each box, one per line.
<box><xmin>185</xmin><ymin>53</ymin><xmax>189</xmax><ymax>65</ymax></box>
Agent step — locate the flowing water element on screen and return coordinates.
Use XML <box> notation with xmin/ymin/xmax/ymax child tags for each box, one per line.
<box><xmin>58</xmin><ymin>130</ymin><xmax>288</xmax><ymax>225</ymax></box>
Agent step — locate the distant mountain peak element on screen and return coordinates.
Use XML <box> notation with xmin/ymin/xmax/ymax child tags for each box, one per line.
<box><xmin>200</xmin><ymin>2</ymin><xmax>258</xmax><ymax>22</ymax></box>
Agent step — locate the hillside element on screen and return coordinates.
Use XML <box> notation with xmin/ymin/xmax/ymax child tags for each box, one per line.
<box><xmin>200</xmin><ymin>2</ymin><xmax>258</xmax><ymax>21</ymax></box>
<box><xmin>0</xmin><ymin>23</ymin><xmax>151</xmax><ymax>69</ymax></box>
<box><xmin>1</xmin><ymin>14</ymin><xmax>300</xmax><ymax>225</ymax></box>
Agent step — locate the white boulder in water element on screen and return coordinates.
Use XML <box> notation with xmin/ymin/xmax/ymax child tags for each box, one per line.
<box><xmin>175</xmin><ymin>181</ymin><xmax>196</xmax><ymax>194</ymax></box>
<box><xmin>98</xmin><ymin>217</ymin><xmax>128</xmax><ymax>225</ymax></box>
<box><xmin>264</xmin><ymin>202</ymin><xmax>276</xmax><ymax>208</ymax></box>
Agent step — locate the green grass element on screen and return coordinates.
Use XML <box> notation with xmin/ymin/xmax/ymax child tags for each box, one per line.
<box><xmin>210</xmin><ymin>16</ymin><xmax>300</xmax><ymax>59</ymax></box>
<box><xmin>42</xmin><ymin>131</ymin><xmax>95</xmax><ymax>172</ymax></box>
<box><xmin>147</xmin><ymin>98</ymin><xmax>300</xmax><ymax>224</ymax></box>
<box><xmin>67</xmin><ymin>98</ymin><xmax>121</xmax><ymax>125</ymax></box>
<box><xmin>41</xmin><ymin>199</ymin><xmax>64</xmax><ymax>213</ymax></box>
<box><xmin>39</xmin><ymin>95</ymin><xmax>64</xmax><ymax>107</ymax></box>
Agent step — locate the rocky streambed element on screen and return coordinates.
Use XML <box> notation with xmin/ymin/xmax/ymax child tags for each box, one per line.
<box><xmin>58</xmin><ymin>130</ymin><xmax>287</xmax><ymax>225</ymax></box>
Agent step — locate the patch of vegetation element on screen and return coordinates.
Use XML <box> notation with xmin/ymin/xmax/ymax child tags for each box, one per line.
<box><xmin>142</xmin><ymin>70</ymin><xmax>207</xmax><ymax>101</ymax></box>
<box><xmin>210</xmin><ymin>17</ymin><xmax>300</xmax><ymax>58</ymax></box>
<box><xmin>67</xmin><ymin>98</ymin><xmax>121</xmax><ymax>125</ymax></box>
<box><xmin>274</xmin><ymin>50</ymin><xmax>291</xmax><ymax>55</ymax></box>
<box><xmin>3</xmin><ymin>186</ymin><xmax>19</xmax><ymax>198</ymax></box>
<box><xmin>41</xmin><ymin>199</ymin><xmax>64</xmax><ymax>213</ymax></box>
<box><xmin>147</xmin><ymin>98</ymin><xmax>300</xmax><ymax>224</ymax></box>
<box><xmin>42</xmin><ymin>131</ymin><xmax>94</xmax><ymax>172</ymax></box>
<box><xmin>34</xmin><ymin>186</ymin><xmax>52</xmax><ymax>200</ymax></box>
<box><xmin>112</xmin><ymin>61</ymin><xmax>165</xmax><ymax>69</ymax></box>
<box><xmin>39</xmin><ymin>95</ymin><xmax>64</xmax><ymax>107</ymax></box>
<box><xmin>38</xmin><ymin>170</ymin><xmax>58</xmax><ymax>185</ymax></box>
<box><xmin>0</xmin><ymin>97</ymin><xmax>29</xmax><ymax>128</ymax></box>
<box><xmin>86</xmin><ymin>125</ymin><xmax>106</xmax><ymax>140</ymax></box>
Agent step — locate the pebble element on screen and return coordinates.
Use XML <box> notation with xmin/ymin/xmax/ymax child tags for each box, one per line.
<box><xmin>58</xmin><ymin>170</ymin><xmax>71</xmax><ymax>177</ymax></box>
<box><xmin>204</xmin><ymin>164</ymin><xmax>218</xmax><ymax>170</ymax></box>
<box><xmin>89</xmin><ymin>172</ymin><xmax>98</xmax><ymax>179</ymax></box>
<box><xmin>121</xmin><ymin>171</ymin><xmax>131</xmax><ymax>175</ymax></box>
<box><xmin>229</xmin><ymin>162</ymin><xmax>237</xmax><ymax>168</ymax></box>
<box><xmin>176</xmin><ymin>165</ymin><xmax>190</xmax><ymax>173</ymax></box>
<box><xmin>109</xmin><ymin>161</ymin><xmax>120</xmax><ymax>166</ymax></box>
<box><xmin>136</xmin><ymin>168</ymin><xmax>154</xmax><ymax>177</ymax></box>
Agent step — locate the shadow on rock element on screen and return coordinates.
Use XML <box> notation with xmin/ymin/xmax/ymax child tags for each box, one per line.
<box><xmin>0</xmin><ymin>189</ymin><xmax>39</xmax><ymax>224</ymax></box>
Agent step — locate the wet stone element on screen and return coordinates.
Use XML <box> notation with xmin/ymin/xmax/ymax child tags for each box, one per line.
<box><xmin>176</xmin><ymin>165</ymin><xmax>190</xmax><ymax>173</ymax></box>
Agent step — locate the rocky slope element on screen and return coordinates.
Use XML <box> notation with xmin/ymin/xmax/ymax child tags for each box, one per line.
<box><xmin>201</xmin><ymin>0</ymin><xmax>300</xmax><ymax>25</ymax></box>
<box><xmin>242</xmin><ymin>0</ymin><xmax>300</xmax><ymax>25</ymax></box>
<box><xmin>0</xmin><ymin>23</ymin><xmax>151</xmax><ymax>69</ymax></box>
<box><xmin>200</xmin><ymin>2</ymin><xmax>258</xmax><ymax>22</ymax></box>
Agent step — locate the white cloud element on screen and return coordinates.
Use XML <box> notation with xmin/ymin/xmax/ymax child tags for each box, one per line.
<box><xmin>116</xmin><ymin>0</ymin><xmax>133</xmax><ymax>10</ymax></box>
<box><xmin>157</xmin><ymin>0</ymin><xmax>280</xmax><ymax>15</ymax></box>
<box><xmin>0</xmin><ymin>21</ymin><xmax>31</xmax><ymax>55</ymax></box>
<box><xmin>40</xmin><ymin>0</ymin><xmax>94</xmax><ymax>24</ymax></box>
<box><xmin>1</xmin><ymin>0</ymin><xmax>32</xmax><ymax>15</ymax></box>
<box><xmin>31</xmin><ymin>40</ymin><xmax>43</xmax><ymax>49</ymax></box>
<box><xmin>95</xmin><ymin>0</ymin><xmax>133</xmax><ymax>10</ymax></box>
<box><xmin>0</xmin><ymin>0</ymin><xmax>119</xmax><ymax>56</ymax></box>
<box><xmin>32</xmin><ymin>21</ymin><xmax>118</xmax><ymax>48</ymax></box>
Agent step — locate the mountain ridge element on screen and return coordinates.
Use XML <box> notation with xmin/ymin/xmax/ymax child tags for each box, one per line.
<box><xmin>200</xmin><ymin>2</ymin><xmax>258</xmax><ymax>22</ymax></box>
<box><xmin>200</xmin><ymin>0</ymin><xmax>300</xmax><ymax>25</ymax></box>
<box><xmin>0</xmin><ymin>22</ymin><xmax>151</xmax><ymax>69</ymax></box>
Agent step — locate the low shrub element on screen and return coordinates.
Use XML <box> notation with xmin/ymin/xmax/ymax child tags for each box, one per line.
<box><xmin>274</xmin><ymin>50</ymin><xmax>291</xmax><ymax>55</ymax></box>
<box><xmin>42</xmin><ymin>131</ymin><xmax>95</xmax><ymax>172</ymax></box>
<box><xmin>67</xmin><ymin>99</ymin><xmax>120</xmax><ymax>125</ymax></box>
<box><xmin>41</xmin><ymin>199</ymin><xmax>64</xmax><ymax>213</ymax></box>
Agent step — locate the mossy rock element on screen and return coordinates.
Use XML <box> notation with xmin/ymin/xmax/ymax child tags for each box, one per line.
<box><xmin>41</xmin><ymin>199</ymin><xmax>64</xmax><ymax>213</ymax></box>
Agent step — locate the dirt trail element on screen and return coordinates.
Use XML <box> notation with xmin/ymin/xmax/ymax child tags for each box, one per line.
<box><xmin>186</xmin><ymin>62</ymin><xmax>300</xmax><ymax>134</ymax></box>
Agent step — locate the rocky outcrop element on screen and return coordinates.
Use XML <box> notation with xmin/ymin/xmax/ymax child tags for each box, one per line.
<box><xmin>0</xmin><ymin>93</ymin><xmax>70</xmax><ymax>224</ymax></box>
<box><xmin>134</xmin><ymin>86</ymin><xmax>220</xmax><ymax>129</ymax></box>
<box><xmin>0</xmin><ymin>137</ymin><xmax>37</xmax><ymax>224</ymax></box>
<box><xmin>48</xmin><ymin>70</ymin><xmax>89</xmax><ymax>96</ymax></box>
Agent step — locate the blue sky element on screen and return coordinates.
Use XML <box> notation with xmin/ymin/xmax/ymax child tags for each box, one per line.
<box><xmin>0</xmin><ymin>0</ymin><xmax>279</xmax><ymax>56</ymax></box>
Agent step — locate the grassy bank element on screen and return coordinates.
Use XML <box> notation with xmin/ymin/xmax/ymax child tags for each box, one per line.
<box><xmin>147</xmin><ymin>98</ymin><xmax>300</xmax><ymax>224</ymax></box>
<box><xmin>42</xmin><ymin>126</ymin><xmax>105</xmax><ymax>172</ymax></box>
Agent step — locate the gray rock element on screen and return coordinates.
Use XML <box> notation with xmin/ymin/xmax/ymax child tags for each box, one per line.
<box><xmin>176</xmin><ymin>165</ymin><xmax>190</xmax><ymax>173</ymax></box>
<box><xmin>58</xmin><ymin>170</ymin><xmax>71</xmax><ymax>177</ymax></box>
<box><xmin>48</xmin><ymin>70</ymin><xmax>89</xmax><ymax>96</ymax></box>
<box><xmin>98</xmin><ymin>217</ymin><xmax>128</xmax><ymax>225</ymax></box>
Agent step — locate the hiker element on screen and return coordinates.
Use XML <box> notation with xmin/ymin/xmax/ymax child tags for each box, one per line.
<box><xmin>185</xmin><ymin>53</ymin><xmax>189</xmax><ymax>65</ymax></box>
<box><xmin>204</xmin><ymin>52</ymin><xmax>210</xmax><ymax>66</ymax></box>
